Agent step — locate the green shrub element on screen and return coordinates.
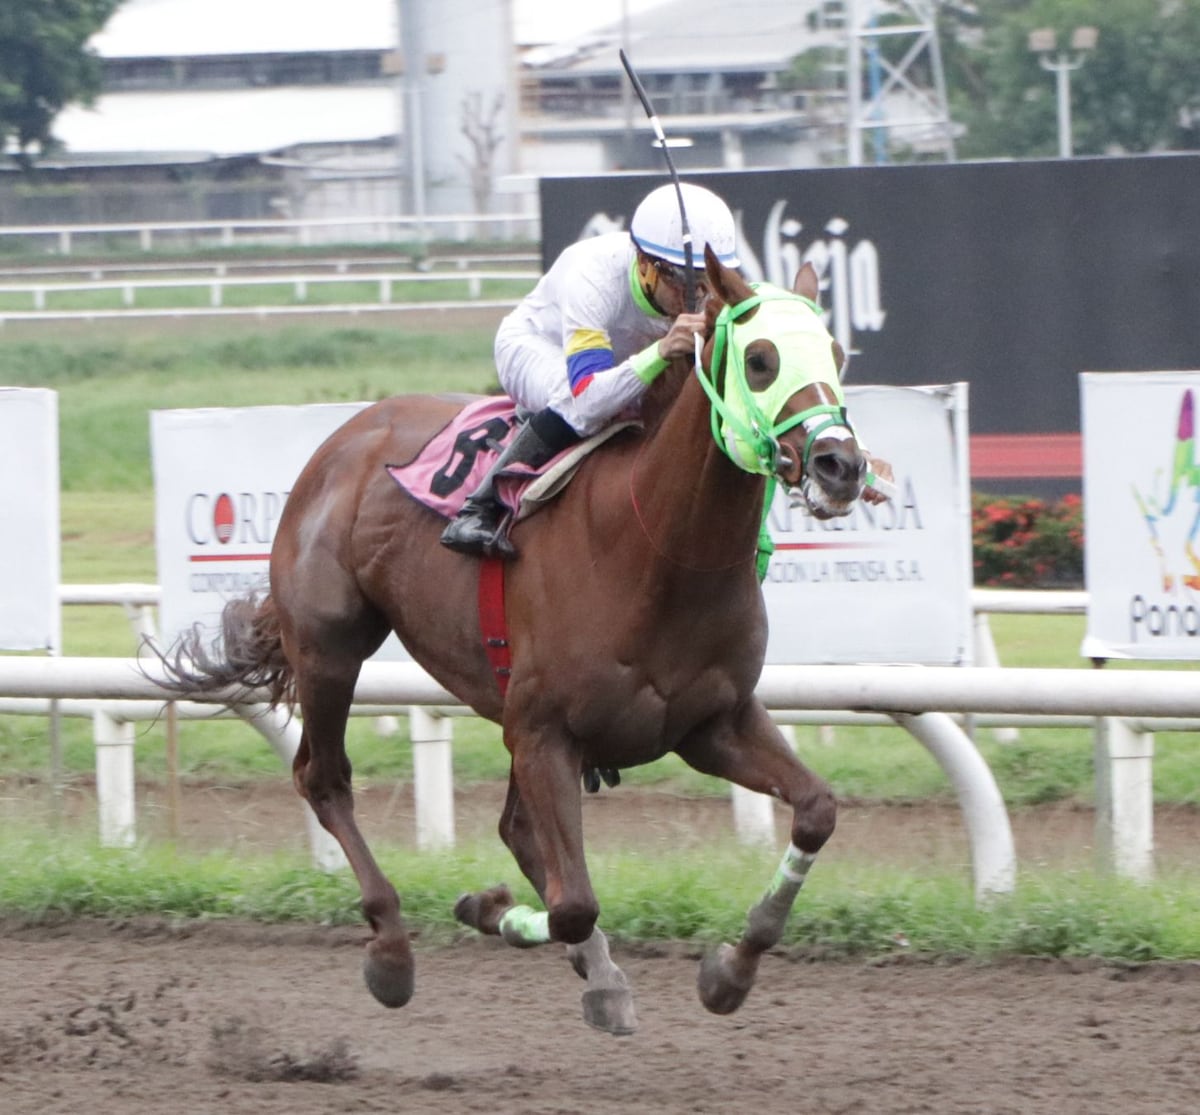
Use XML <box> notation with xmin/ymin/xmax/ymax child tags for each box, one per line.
<box><xmin>972</xmin><ymin>493</ymin><xmax>1084</xmax><ymax>588</ymax></box>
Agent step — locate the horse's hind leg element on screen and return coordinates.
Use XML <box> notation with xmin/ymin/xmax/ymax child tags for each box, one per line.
<box><xmin>676</xmin><ymin>700</ymin><xmax>836</xmax><ymax>1016</ymax></box>
<box><xmin>454</xmin><ymin>768</ymin><xmax>637</xmax><ymax>1036</ymax></box>
<box><xmin>291</xmin><ymin>654</ymin><xmax>414</xmax><ymax>1009</ymax></box>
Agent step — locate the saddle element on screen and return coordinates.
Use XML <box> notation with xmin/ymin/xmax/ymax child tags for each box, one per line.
<box><xmin>387</xmin><ymin>396</ymin><xmax>636</xmax><ymax>523</ymax></box>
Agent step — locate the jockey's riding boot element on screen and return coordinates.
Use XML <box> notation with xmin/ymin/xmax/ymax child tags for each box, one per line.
<box><xmin>440</xmin><ymin>407</ymin><xmax>578</xmax><ymax>558</ymax></box>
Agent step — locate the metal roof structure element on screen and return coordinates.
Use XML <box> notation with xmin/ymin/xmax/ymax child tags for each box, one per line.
<box><xmin>52</xmin><ymin>86</ymin><xmax>397</xmax><ymax>159</ymax></box>
<box><xmin>56</xmin><ymin>0</ymin><xmax>836</xmax><ymax>160</ymax></box>
<box><xmin>525</xmin><ymin>0</ymin><xmax>834</xmax><ymax>74</ymax></box>
<box><xmin>88</xmin><ymin>0</ymin><xmax>396</xmax><ymax>58</ymax></box>
<box><xmin>52</xmin><ymin>0</ymin><xmax>400</xmax><ymax>158</ymax></box>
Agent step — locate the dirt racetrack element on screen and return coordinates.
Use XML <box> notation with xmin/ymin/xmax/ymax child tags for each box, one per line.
<box><xmin>3</xmin><ymin>782</ymin><xmax>1200</xmax><ymax>1113</ymax></box>
<box><xmin>2</xmin><ymin>918</ymin><xmax>1199</xmax><ymax>1115</ymax></box>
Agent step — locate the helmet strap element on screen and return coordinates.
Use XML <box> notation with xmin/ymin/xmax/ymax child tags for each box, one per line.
<box><xmin>635</xmin><ymin>253</ymin><xmax>668</xmax><ymax>315</ymax></box>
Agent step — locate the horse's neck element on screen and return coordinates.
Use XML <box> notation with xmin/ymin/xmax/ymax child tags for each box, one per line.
<box><xmin>629</xmin><ymin>361</ymin><xmax>766</xmax><ymax>572</ymax></box>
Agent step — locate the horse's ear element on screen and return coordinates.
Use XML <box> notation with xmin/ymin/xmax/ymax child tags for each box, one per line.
<box><xmin>794</xmin><ymin>261</ymin><xmax>820</xmax><ymax>303</ymax></box>
<box><xmin>704</xmin><ymin>243</ymin><xmax>754</xmax><ymax>317</ymax></box>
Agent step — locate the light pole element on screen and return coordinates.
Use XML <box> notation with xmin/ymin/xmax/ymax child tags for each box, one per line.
<box><xmin>1028</xmin><ymin>26</ymin><xmax>1099</xmax><ymax>158</ymax></box>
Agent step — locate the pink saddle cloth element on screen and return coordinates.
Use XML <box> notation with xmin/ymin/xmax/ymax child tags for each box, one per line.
<box><xmin>387</xmin><ymin>396</ymin><xmax>635</xmax><ymax>521</ymax></box>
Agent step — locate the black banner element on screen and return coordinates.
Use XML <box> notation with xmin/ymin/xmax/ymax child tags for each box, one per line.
<box><xmin>540</xmin><ymin>156</ymin><xmax>1200</xmax><ymax>493</ymax></box>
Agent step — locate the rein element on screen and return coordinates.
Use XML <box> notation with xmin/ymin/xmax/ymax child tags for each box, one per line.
<box><xmin>627</xmin><ymin>282</ymin><xmax>852</xmax><ymax>578</ymax></box>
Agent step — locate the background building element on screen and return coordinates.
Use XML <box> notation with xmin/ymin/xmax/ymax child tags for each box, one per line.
<box><xmin>10</xmin><ymin>0</ymin><xmax>949</xmax><ymax>228</ymax></box>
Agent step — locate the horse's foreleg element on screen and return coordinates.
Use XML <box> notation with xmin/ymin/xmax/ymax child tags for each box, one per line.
<box><xmin>496</xmin><ymin>740</ymin><xmax>597</xmax><ymax>944</ymax></box>
<box><xmin>454</xmin><ymin>754</ymin><xmax>636</xmax><ymax>1034</ymax></box>
<box><xmin>565</xmin><ymin>927</ymin><xmax>636</xmax><ymax>1035</ymax></box>
<box><xmin>510</xmin><ymin>744</ymin><xmax>637</xmax><ymax>1034</ymax></box>
<box><xmin>293</xmin><ymin>669</ymin><xmax>413</xmax><ymax>1010</ymax></box>
<box><xmin>677</xmin><ymin>701</ymin><xmax>836</xmax><ymax>1016</ymax></box>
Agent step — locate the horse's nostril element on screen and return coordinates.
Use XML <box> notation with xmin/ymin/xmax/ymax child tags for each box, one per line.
<box><xmin>811</xmin><ymin>449</ymin><xmax>864</xmax><ymax>495</ymax></box>
<box><xmin>813</xmin><ymin>453</ymin><xmax>849</xmax><ymax>482</ymax></box>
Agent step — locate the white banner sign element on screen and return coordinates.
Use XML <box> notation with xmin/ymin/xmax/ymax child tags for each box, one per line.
<box><xmin>1082</xmin><ymin>371</ymin><xmax>1200</xmax><ymax>660</ymax></box>
<box><xmin>154</xmin><ymin>387</ymin><xmax>970</xmax><ymax>669</ymax></box>
<box><xmin>0</xmin><ymin>388</ymin><xmax>60</xmax><ymax>651</ymax></box>
<box><xmin>763</xmin><ymin>383</ymin><xmax>972</xmax><ymax>665</ymax></box>
<box><xmin>152</xmin><ymin>403</ymin><xmax>370</xmax><ymax>650</ymax></box>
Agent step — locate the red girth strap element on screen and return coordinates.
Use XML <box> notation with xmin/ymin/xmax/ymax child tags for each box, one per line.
<box><xmin>478</xmin><ymin>556</ymin><xmax>511</xmax><ymax>696</ymax></box>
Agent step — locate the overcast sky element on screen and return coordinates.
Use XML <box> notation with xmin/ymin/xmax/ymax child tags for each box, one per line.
<box><xmin>512</xmin><ymin>0</ymin><xmax>668</xmax><ymax>44</ymax></box>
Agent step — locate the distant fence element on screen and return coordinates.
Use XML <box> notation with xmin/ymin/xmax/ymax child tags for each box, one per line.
<box><xmin>0</xmin><ymin>269</ymin><xmax>538</xmax><ymax>316</ymax></box>
<box><xmin>0</xmin><ymin>251</ymin><xmax>539</xmax><ymax>283</ymax></box>
<box><xmin>0</xmin><ymin>213</ymin><xmax>540</xmax><ymax>255</ymax></box>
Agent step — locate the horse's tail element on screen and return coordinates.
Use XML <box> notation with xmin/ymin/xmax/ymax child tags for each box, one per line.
<box><xmin>153</xmin><ymin>592</ymin><xmax>296</xmax><ymax>711</ymax></box>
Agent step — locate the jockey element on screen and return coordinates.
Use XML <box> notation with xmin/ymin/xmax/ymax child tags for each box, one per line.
<box><xmin>441</xmin><ymin>181</ymin><xmax>740</xmax><ymax>558</ymax></box>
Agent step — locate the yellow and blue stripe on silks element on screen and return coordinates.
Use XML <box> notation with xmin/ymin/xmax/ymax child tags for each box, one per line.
<box><xmin>567</xmin><ymin>328</ymin><xmax>615</xmax><ymax>396</ymax></box>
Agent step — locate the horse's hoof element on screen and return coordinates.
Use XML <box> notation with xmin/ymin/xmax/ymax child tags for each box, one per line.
<box><xmin>453</xmin><ymin>884</ymin><xmax>515</xmax><ymax>936</ymax></box>
<box><xmin>363</xmin><ymin>938</ymin><xmax>415</xmax><ymax>1009</ymax></box>
<box><xmin>697</xmin><ymin>942</ymin><xmax>758</xmax><ymax>1016</ymax></box>
<box><xmin>582</xmin><ymin>987</ymin><xmax>638</xmax><ymax>1036</ymax></box>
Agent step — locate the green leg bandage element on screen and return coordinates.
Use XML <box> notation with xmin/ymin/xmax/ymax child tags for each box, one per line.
<box><xmin>499</xmin><ymin>904</ymin><xmax>551</xmax><ymax>948</ymax></box>
<box><xmin>743</xmin><ymin>843</ymin><xmax>817</xmax><ymax>952</ymax></box>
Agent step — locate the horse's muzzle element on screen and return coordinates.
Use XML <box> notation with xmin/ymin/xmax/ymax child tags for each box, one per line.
<box><xmin>792</xmin><ymin>441</ymin><xmax>867</xmax><ymax>520</ymax></box>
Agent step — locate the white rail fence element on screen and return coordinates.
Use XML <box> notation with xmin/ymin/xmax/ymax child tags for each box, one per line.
<box><xmin>0</xmin><ymin>269</ymin><xmax>539</xmax><ymax>324</ymax></box>
<box><xmin>0</xmin><ymin>584</ymin><xmax>1186</xmax><ymax>902</ymax></box>
<box><xmin>0</xmin><ymin>251</ymin><xmax>539</xmax><ymax>283</ymax></box>
<box><xmin>0</xmin><ymin>270</ymin><xmax>539</xmax><ymax>311</ymax></box>
<box><xmin>0</xmin><ymin>298</ymin><xmax>527</xmax><ymax>325</ymax></box>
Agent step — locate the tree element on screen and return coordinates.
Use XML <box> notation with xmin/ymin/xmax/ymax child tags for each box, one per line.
<box><xmin>0</xmin><ymin>0</ymin><xmax>123</xmax><ymax>164</ymax></box>
<box><xmin>458</xmin><ymin>91</ymin><xmax>504</xmax><ymax>214</ymax></box>
<box><xmin>943</xmin><ymin>0</ymin><xmax>1200</xmax><ymax>159</ymax></box>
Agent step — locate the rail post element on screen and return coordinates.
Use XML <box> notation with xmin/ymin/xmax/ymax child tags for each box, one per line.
<box><xmin>730</xmin><ymin>784</ymin><xmax>776</xmax><ymax>846</ymax></box>
<box><xmin>1094</xmin><ymin>717</ymin><xmax>1154</xmax><ymax>881</ymax></box>
<box><xmin>409</xmin><ymin>706</ymin><xmax>455</xmax><ymax>849</ymax></box>
<box><xmin>94</xmin><ymin>710</ymin><xmax>136</xmax><ymax>848</ymax></box>
<box><xmin>237</xmin><ymin>703</ymin><xmax>347</xmax><ymax>871</ymax></box>
<box><xmin>891</xmin><ymin>711</ymin><xmax>1016</xmax><ymax>900</ymax></box>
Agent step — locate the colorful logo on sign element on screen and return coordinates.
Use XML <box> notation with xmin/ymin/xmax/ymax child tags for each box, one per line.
<box><xmin>1133</xmin><ymin>389</ymin><xmax>1200</xmax><ymax>595</ymax></box>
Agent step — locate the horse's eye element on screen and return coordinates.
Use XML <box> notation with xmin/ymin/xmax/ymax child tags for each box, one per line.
<box><xmin>743</xmin><ymin>340</ymin><xmax>780</xmax><ymax>392</ymax></box>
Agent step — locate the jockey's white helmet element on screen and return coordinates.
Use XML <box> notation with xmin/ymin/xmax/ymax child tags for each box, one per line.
<box><xmin>630</xmin><ymin>183</ymin><xmax>740</xmax><ymax>270</ymax></box>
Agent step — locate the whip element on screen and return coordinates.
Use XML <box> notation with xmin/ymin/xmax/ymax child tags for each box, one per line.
<box><xmin>619</xmin><ymin>48</ymin><xmax>697</xmax><ymax>312</ymax></box>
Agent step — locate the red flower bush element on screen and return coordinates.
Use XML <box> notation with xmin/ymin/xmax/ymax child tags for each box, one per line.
<box><xmin>971</xmin><ymin>493</ymin><xmax>1084</xmax><ymax>587</ymax></box>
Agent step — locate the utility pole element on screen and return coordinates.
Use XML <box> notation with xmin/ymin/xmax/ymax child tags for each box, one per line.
<box><xmin>398</xmin><ymin>0</ymin><xmax>427</xmax><ymax>242</ymax></box>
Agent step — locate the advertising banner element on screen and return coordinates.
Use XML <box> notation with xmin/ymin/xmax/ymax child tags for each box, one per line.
<box><xmin>1082</xmin><ymin>371</ymin><xmax>1200</xmax><ymax>660</ymax></box>
<box><xmin>0</xmin><ymin>388</ymin><xmax>60</xmax><ymax>651</ymax></box>
<box><xmin>763</xmin><ymin>383</ymin><xmax>972</xmax><ymax>665</ymax></box>
<box><xmin>152</xmin><ymin>403</ymin><xmax>370</xmax><ymax>650</ymax></box>
<box><xmin>542</xmin><ymin>156</ymin><xmax>1200</xmax><ymax>496</ymax></box>
<box><xmin>154</xmin><ymin>386</ymin><xmax>969</xmax><ymax>669</ymax></box>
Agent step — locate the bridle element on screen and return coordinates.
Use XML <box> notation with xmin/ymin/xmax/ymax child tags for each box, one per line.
<box><xmin>691</xmin><ymin>285</ymin><xmax>855</xmax><ymax>483</ymax></box>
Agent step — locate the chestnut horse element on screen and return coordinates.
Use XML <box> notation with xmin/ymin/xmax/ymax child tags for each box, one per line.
<box><xmin>164</xmin><ymin>248</ymin><xmax>868</xmax><ymax>1035</ymax></box>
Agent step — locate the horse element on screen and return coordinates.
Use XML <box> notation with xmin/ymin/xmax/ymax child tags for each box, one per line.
<box><xmin>161</xmin><ymin>246</ymin><xmax>869</xmax><ymax>1036</ymax></box>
